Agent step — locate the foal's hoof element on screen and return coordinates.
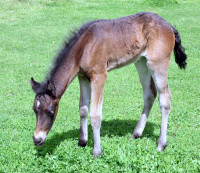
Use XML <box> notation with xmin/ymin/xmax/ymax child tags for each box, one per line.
<box><xmin>78</xmin><ymin>140</ymin><xmax>87</xmax><ymax>147</ymax></box>
<box><xmin>157</xmin><ymin>143</ymin><xmax>167</xmax><ymax>151</ymax></box>
<box><xmin>93</xmin><ymin>151</ymin><xmax>102</xmax><ymax>158</ymax></box>
<box><xmin>130</xmin><ymin>132</ymin><xmax>142</xmax><ymax>139</ymax></box>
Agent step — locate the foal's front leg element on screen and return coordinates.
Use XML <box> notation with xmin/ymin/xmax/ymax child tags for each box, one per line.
<box><xmin>90</xmin><ymin>73</ymin><xmax>107</xmax><ymax>158</ymax></box>
<box><xmin>78</xmin><ymin>75</ymin><xmax>91</xmax><ymax>147</ymax></box>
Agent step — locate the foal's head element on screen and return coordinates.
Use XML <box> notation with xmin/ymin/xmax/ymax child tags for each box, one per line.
<box><xmin>30</xmin><ymin>78</ymin><xmax>59</xmax><ymax>146</ymax></box>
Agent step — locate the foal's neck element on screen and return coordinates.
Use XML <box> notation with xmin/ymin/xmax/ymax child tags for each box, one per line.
<box><xmin>46</xmin><ymin>21</ymin><xmax>94</xmax><ymax>99</ymax></box>
<box><xmin>49</xmin><ymin>50</ymin><xmax>80</xmax><ymax>99</ymax></box>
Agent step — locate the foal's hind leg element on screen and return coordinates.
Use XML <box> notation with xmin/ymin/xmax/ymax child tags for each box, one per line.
<box><xmin>131</xmin><ymin>57</ymin><xmax>157</xmax><ymax>139</ymax></box>
<box><xmin>78</xmin><ymin>75</ymin><xmax>91</xmax><ymax>147</ymax></box>
<box><xmin>147</xmin><ymin>59</ymin><xmax>172</xmax><ymax>151</ymax></box>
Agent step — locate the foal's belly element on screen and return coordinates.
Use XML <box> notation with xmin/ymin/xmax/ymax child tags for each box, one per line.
<box><xmin>106</xmin><ymin>51</ymin><xmax>146</xmax><ymax>71</ymax></box>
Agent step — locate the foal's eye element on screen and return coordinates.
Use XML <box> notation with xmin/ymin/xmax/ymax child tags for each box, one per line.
<box><xmin>47</xmin><ymin>110</ymin><xmax>54</xmax><ymax>116</ymax></box>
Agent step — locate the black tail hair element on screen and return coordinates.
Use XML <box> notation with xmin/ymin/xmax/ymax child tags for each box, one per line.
<box><xmin>172</xmin><ymin>26</ymin><xmax>187</xmax><ymax>69</ymax></box>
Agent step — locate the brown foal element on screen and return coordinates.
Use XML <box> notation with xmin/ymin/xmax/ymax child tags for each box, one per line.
<box><xmin>30</xmin><ymin>12</ymin><xmax>187</xmax><ymax>157</ymax></box>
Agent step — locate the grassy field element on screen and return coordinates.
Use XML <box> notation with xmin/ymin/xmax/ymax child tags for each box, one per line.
<box><xmin>0</xmin><ymin>0</ymin><xmax>200</xmax><ymax>172</ymax></box>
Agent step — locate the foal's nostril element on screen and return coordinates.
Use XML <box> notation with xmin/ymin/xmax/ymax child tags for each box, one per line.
<box><xmin>33</xmin><ymin>136</ymin><xmax>44</xmax><ymax>146</ymax></box>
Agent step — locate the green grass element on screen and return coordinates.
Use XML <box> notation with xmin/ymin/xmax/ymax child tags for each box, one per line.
<box><xmin>0</xmin><ymin>0</ymin><xmax>200</xmax><ymax>172</ymax></box>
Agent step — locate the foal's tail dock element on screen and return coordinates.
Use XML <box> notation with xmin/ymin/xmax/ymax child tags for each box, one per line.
<box><xmin>172</xmin><ymin>26</ymin><xmax>187</xmax><ymax>69</ymax></box>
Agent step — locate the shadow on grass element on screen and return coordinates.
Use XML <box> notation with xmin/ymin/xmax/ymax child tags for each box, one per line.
<box><xmin>35</xmin><ymin>119</ymin><xmax>159</xmax><ymax>157</ymax></box>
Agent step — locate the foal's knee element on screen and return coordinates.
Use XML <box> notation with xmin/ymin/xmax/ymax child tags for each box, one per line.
<box><xmin>90</xmin><ymin>113</ymin><xmax>102</xmax><ymax>129</ymax></box>
<box><xmin>79</xmin><ymin>106</ymin><xmax>88</xmax><ymax>118</ymax></box>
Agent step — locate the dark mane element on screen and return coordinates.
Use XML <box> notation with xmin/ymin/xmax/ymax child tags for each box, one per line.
<box><xmin>46</xmin><ymin>20</ymin><xmax>98</xmax><ymax>81</ymax></box>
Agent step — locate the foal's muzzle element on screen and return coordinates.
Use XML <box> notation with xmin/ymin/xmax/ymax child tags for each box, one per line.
<box><xmin>33</xmin><ymin>131</ymin><xmax>47</xmax><ymax>146</ymax></box>
<box><xmin>33</xmin><ymin>136</ymin><xmax>44</xmax><ymax>146</ymax></box>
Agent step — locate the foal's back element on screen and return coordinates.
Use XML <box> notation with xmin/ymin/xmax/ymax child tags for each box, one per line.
<box><xmin>79</xmin><ymin>12</ymin><xmax>174</xmax><ymax>74</ymax></box>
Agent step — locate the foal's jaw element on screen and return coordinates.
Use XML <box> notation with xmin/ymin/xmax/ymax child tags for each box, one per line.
<box><xmin>33</xmin><ymin>131</ymin><xmax>47</xmax><ymax>146</ymax></box>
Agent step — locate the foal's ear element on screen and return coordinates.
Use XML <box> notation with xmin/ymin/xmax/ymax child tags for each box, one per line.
<box><xmin>47</xmin><ymin>80</ymin><xmax>56</xmax><ymax>98</ymax></box>
<box><xmin>30</xmin><ymin>77</ymin><xmax>41</xmax><ymax>93</ymax></box>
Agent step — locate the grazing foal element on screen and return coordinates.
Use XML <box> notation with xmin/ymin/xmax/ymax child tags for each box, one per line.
<box><xmin>30</xmin><ymin>12</ymin><xmax>187</xmax><ymax>157</ymax></box>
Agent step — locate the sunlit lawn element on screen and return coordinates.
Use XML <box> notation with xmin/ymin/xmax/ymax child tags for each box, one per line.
<box><xmin>0</xmin><ymin>0</ymin><xmax>200</xmax><ymax>172</ymax></box>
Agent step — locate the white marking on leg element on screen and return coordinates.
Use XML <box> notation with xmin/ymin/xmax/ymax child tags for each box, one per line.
<box><xmin>132</xmin><ymin>57</ymin><xmax>156</xmax><ymax>138</ymax></box>
<box><xmin>90</xmin><ymin>94</ymin><xmax>103</xmax><ymax>157</ymax></box>
<box><xmin>89</xmin><ymin>73</ymin><xmax>107</xmax><ymax>157</ymax></box>
<box><xmin>157</xmin><ymin>92</ymin><xmax>171</xmax><ymax>151</ymax></box>
<box><xmin>79</xmin><ymin>106</ymin><xmax>89</xmax><ymax>140</ymax></box>
<box><xmin>78</xmin><ymin>76</ymin><xmax>91</xmax><ymax>145</ymax></box>
<box><xmin>80</xmin><ymin>106</ymin><xmax>88</xmax><ymax>118</ymax></box>
<box><xmin>148</xmin><ymin>64</ymin><xmax>171</xmax><ymax>151</ymax></box>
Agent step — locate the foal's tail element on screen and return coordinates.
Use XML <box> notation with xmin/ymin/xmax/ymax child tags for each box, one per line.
<box><xmin>172</xmin><ymin>26</ymin><xmax>187</xmax><ymax>69</ymax></box>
